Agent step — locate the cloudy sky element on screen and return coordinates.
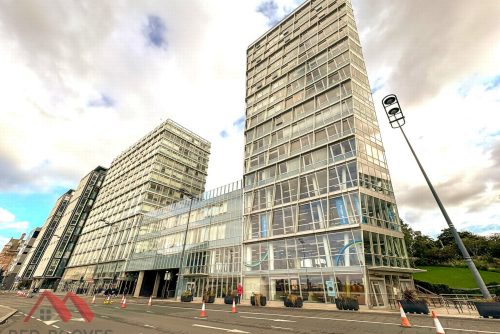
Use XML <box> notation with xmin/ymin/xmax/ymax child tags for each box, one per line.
<box><xmin>1</xmin><ymin>0</ymin><xmax>499</xmax><ymax>248</ymax></box>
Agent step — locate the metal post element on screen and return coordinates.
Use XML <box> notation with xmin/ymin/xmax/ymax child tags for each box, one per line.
<box><xmin>398</xmin><ymin>126</ymin><xmax>491</xmax><ymax>299</ymax></box>
<box><xmin>175</xmin><ymin>194</ymin><xmax>194</xmax><ymax>299</ymax></box>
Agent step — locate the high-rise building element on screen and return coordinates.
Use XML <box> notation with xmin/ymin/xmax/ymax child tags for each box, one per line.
<box><xmin>17</xmin><ymin>190</ymin><xmax>73</xmax><ymax>287</ymax></box>
<box><xmin>242</xmin><ymin>0</ymin><xmax>414</xmax><ymax>307</ymax></box>
<box><xmin>125</xmin><ymin>180</ymin><xmax>242</xmax><ymax>298</ymax></box>
<box><xmin>2</xmin><ymin>228</ymin><xmax>41</xmax><ymax>290</ymax></box>
<box><xmin>61</xmin><ymin>120</ymin><xmax>210</xmax><ymax>294</ymax></box>
<box><xmin>30</xmin><ymin>167</ymin><xmax>107</xmax><ymax>290</ymax></box>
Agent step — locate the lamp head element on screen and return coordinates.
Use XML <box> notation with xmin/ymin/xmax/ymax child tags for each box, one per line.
<box><xmin>388</xmin><ymin>107</ymin><xmax>400</xmax><ymax>115</ymax></box>
<box><xmin>381</xmin><ymin>94</ymin><xmax>405</xmax><ymax>128</ymax></box>
<box><xmin>383</xmin><ymin>96</ymin><xmax>397</xmax><ymax>106</ymax></box>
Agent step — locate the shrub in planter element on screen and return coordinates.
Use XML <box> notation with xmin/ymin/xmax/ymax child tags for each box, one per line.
<box><xmin>250</xmin><ymin>293</ymin><xmax>267</xmax><ymax>306</ymax></box>
<box><xmin>335</xmin><ymin>296</ymin><xmax>359</xmax><ymax>311</ymax></box>
<box><xmin>284</xmin><ymin>294</ymin><xmax>303</xmax><ymax>308</ymax></box>
<box><xmin>181</xmin><ymin>291</ymin><xmax>193</xmax><ymax>302</ymax></box>
<box><xmin>203</xmin><ymin>290</ymin><xmax>216</xmax><ymax>303</ymax></box>
<box><xmin>398</xmin><ymin>289</ymin><xmax>429</xmax><ymax>314</ymax></box>
<box><xmin>473</xmin><ymin>296</ymin><xmax>500</xmax><ymax>319</ymax></box>
<box><xmin>224</xmin><ymin>290</ymin><xmax>237</xmax><ymax>304</ymax></box>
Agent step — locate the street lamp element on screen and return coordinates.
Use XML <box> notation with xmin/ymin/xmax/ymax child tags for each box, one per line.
<box><xmin>174</xmin><ymin>189</ymin><xmax>195</xmax><ymax>300</ymax></box>
<box><xmin>381</xmin><ymin>94</ymin><xmax>491</xmax><ymax>299</ymax></box>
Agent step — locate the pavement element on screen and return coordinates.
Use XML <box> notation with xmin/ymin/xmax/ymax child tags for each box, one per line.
<box><xmin>1</xmin><ymin>293</ymin><xmax>499</xmax><ymax>334</ymax></box>
<box><xmin>0</xmin><ymin>305</ymin><xmax>17</xmax><ymax>325</ymax></box>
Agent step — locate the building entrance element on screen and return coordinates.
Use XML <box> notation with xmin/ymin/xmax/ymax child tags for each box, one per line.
<box><xmin>370</xmin><ymin>278</ymin><xmax>388</xmax><ymax>307</ymax></box>
<box><xmin>270</xmin><ymin>277</ymin><xmax>299</xmax><ymax>301</ymax></box>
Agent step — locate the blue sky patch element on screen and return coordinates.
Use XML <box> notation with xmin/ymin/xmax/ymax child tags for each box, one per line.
<box><xmin>88</xmin><ymin>93</ymin><xmax>115</xmax><ymax>108</ymax></box>
<box><xmin>144</xmin><ymin>15</ymin><xmax>167</xmax><ymax>49</ymax></box>
<box><xmin>485</xmin><ymin>75</ymin><xmax>500</xmax><ymax>91</ymax></box>
<box><xmin>233</xmin><ymin>116</ymin><xmax>245</xmax><ymax>131</ymax></box>
<box><xmin>0</xmin><ymin>186</ymin><xmax>68</xmax><ymax>242</ymax></box>
<box><xmin>371</xmin><ymin>78</ymin><xmax>384</xmax><ymax>95</ymax></box>
<box><xmin>219</xmin><ymin>130</ymin><xmax>229</xmax><ymax>138</ymax></box>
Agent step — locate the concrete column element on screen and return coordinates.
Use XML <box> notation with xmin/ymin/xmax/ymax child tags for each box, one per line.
<box><xmin>134</xmin><ymin>271</ymin><xmax>145</xmax><ymax>298</ymax></box>
<box><xmin>152</xmin><ymin>272</ymin><xmax>160</xmax><ymax>297</ymax></box>
<box><xmin>323</xmin><ymin>235</ymin><xmax>333</xmax><ymax>267</ymax></box>
<box><xmin>268</xmin><ymin>243</ymin><xmax>274</xmax><ymax>271</ymax></box>
<box><xmin>344</xmin><ymin>232</ymin><xmax>350</xmax><ymax>267</ymax></box>
<box><xmin>245</xmin><ymin>245</ymin><xmax>252</xmax><ymax>272</ymax></box>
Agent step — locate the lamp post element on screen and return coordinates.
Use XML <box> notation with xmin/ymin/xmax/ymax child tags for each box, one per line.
<box><xmin>174</xmin><ymin>189</ymin><xmax>195</xmax><ymax>300</ymax></box>
<box><xmin>381</xmin><ymin>94</ymin><xmax>491</xmax><ymax>299</ymax></box>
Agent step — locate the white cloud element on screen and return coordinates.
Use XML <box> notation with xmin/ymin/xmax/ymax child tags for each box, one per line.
<box><xmin>0</xmin><ymin>0</ymin><xmax>499</xmax><ymax>238</ymax></box>
<box><xmin>0</xmin><ymin>236</ymin><xmax>10</xmax><ymax>250</ymax></box>
<box><xmin>0</xmin><ymin>208</ymin><xmax>29</xmax><ymax>231</ymax></box>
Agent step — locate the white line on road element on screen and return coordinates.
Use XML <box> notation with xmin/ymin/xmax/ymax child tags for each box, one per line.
<box><xmin>52</xmin><ymin>325</ymin><xmax>60</xmax><ymax>329</ymax></box>
<box><xmin>151</xmin><ymin>304</ymin><xmax>500</xmax><ymax>334</ymax></box>
<box><xmin>271</xmin><ymin>326</ymin><xmax>292</xmax><ymax>330</ymax></box>
<box><xmin>144</xmin><ymin>324</ymin><xmax>156</xmax><ymax>328</ymax></box>
<box><xmin>193</xmin><ymin>324</ymin><xmax>250</xmax><ymax>333</ymax></box>
<box><xmin>101</xmin><ymin>315</ymin><xmax>109</xmax><ymax>318</ymax></box>
<box><xmin>240</xmin><ymin>316</ymin><xmax>295</xmax><ymax>323</ymax></box>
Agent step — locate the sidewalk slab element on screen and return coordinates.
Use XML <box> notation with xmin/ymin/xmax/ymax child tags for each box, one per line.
<box><xmin>0</xmin><ymin>304</ymin><xmax>17</xmax><ymax>324</ymax></box>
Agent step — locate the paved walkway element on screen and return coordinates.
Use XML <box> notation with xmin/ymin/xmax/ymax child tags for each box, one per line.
<box><xmin>0</xmin><ymin>304</ymin><xmax>17</xmax><ymax>324</ymax></box>
<box><xmin>96</xmin><ymin>294</ymin><xmax>483</xmax><ymax>319</ymax></box>
<box><xmin>19</xmin><ymin>290</ymin><xmax>483</xmax><ymax>319</ymax></box>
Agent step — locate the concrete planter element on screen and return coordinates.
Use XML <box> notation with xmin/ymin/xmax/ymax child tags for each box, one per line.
<box><xmin>335</xmin><ymin>298</ymin><xmax>359</xmax><ymax>311</ymax></box>
<box><xmin>399</xmin><ymin>300</ymin><xmax>429</xmax><ymax>314</ymax></box>
<box><xmin>284</xmin><ymin>296</ymin><xmax>303</xmax><ymax>308</ymax></box>
<box><xmin>250</xmin><ymin>295</ymin><xmax>267</xmax><ymax>306</ymax></box>
<box><xmin>473</xmin><ymin>301</ymin><xmax>500</xmax><ymax>319</ymax></box>
<box><xmin>181</xmin><ymin>295</ymin><xmax>193</xmax><ymax>302</ymax></box>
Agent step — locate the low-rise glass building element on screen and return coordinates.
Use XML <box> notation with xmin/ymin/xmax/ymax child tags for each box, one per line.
<box><xmin>126</xmin><ymin>181</ymin><xmax>242</xmax><ymax>299</ymax></box>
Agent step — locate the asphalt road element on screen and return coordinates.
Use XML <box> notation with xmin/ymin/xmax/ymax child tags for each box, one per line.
<box><xmin>1</xmin><ymin>294</ymin><xmax>499</xmax><ymax>334</ymax></box>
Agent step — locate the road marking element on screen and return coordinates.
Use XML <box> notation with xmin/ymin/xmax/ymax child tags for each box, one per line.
<box><xmin>152</xmin><ymin>304</ymin><xmax>499</xmax><ymax>333</ymax></box>
<box><xmin>146</xmin><ymin>310</ymin><xmax>153</xmax><ymax>313</ymax></box>
<box><xmin>43</xmin><ymin>320</ymin><xmax>59</xmax><ymax>326</ymax></box>
<box><xmin>71</xmin><ymin>317</ymin><xmax>86</xmax><ymax>322</ymax></box>
<box><xmin>193</xmin><ymin>324</ymin><xmax>250</xmax><ymax>333</ymax></box>
<box><xmin>413</xmin><ymin>325</ymin><xmax>500</xmax><ymax>334</ymax></box>
<box><xmin>52</xmin><ymin>325</ymin><xmax>60</xmax><ymax>329</ymax></box>
<box><xmin>144</xmin><ymin>324</ymin><xmax>156</xmax><ymax>328</ymax></box>
<box><xmin>240</xmin><ymin>316</ymin><xmax>295</xmax><ymax>323</ymax></box>
<box><xmin>101</xmin><ymin>315</ymin><xmax>109</xmax><ymax>318</ymax></box>
<box><xmin>271</xmin><ymin>326</ymin><xmax>292</xmax><ymax>330</ymax></box>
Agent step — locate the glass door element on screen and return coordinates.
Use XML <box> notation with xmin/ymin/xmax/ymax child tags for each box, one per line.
<box><xmin>270</xmin><ymin>277</ymin><xmax>299</xmax><ymax>301</ymax></box>
<box><xmin>370</xmin><ymin>279</ymin><xmax>388</xmax><ymax>307</ymax></box>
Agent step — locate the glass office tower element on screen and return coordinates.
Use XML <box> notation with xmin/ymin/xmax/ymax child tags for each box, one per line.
<box><xmin>243</xmin><ymin>0</ymin><xmax>414</xmax><ymax>307</ymax></box>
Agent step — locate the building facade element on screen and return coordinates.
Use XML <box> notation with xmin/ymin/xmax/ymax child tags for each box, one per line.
<box><xmin>2</xmin><ymin>228</ymin><xmax>41</xmax><ymax>290</ymax></box>
<box><xmin>60</xmin><ymin>120</ymin><xmax>210</xmax><ymax>294</ymax></box>
<box><xmin>17</xmin><ymin>190</ymin><xmax>73</xmax><ymax>288</ymax></box>
<box><xmin>0</xmin><ymin>233</ymin><xmax>26</xmax><ymax>287</ymax></box>
<box><xmin>126</xmin><ymin>180</ymin><xmax>242</xmax><ymax>299</ymax></box>
<box><xmin>30</xmin><ymin>167</ymin><xmax>107</xmax><ymax>290</ymax></box>
<box><xmin>243</xmin><ymin>0</ymin><xmax>414</xmax><ymax>307</ymax></box>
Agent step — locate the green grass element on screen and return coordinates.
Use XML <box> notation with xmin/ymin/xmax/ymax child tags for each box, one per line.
<box><xmin>414</xmin><ymin>266</ymin><xmax>500</xmax><ymax>289</ymax></box>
